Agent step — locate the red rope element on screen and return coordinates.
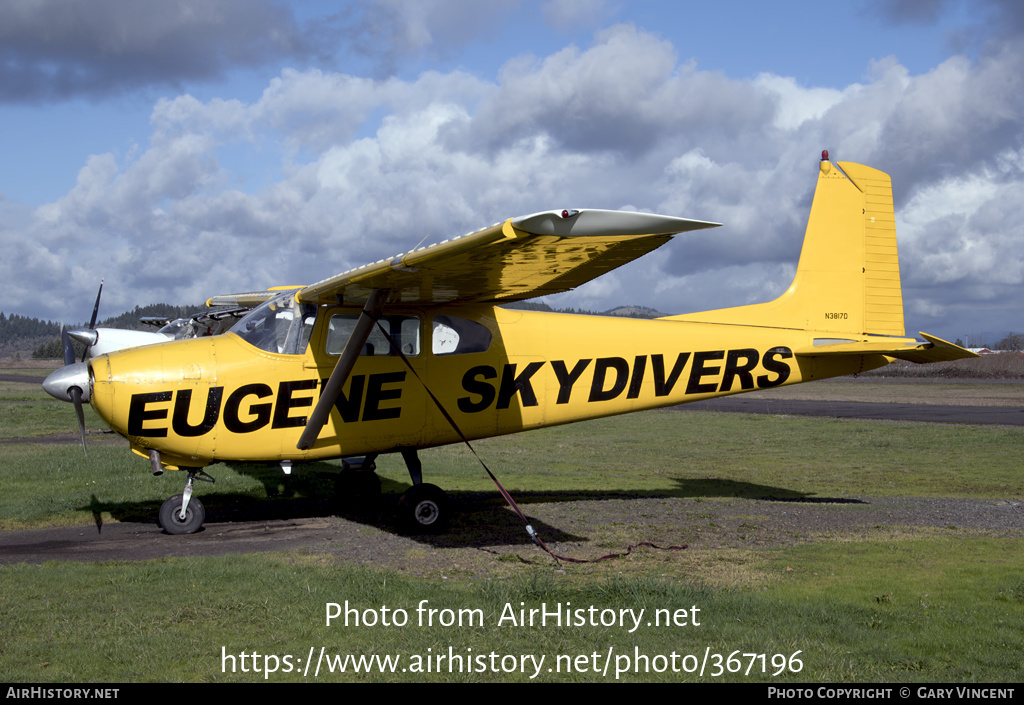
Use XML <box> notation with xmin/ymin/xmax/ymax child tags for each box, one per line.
<box><xmin>377</xmin><ymin>321</ymin><xmax>687</xmax><ymax>565</ymax></box>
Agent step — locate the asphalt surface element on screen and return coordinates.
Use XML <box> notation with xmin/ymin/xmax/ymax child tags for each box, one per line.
<box><xmin>1</xmin><ymin>495</ymin><xmax>1022</xmax><ymax>570</ymax></box>
<box><xmin>676</xmin><ymin>397</ymin><xmax>1024</xmax><ymax>425</ymax></box>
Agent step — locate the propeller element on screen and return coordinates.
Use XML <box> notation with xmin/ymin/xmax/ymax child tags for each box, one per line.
<box><xmin>68</xmin><ymin>279</ymin><xmax>103</xmax><ymax>361</ymax></box>
<box><xmin>83</xmin><ymin>279</ymin><xmax>102</xmax><ymax>361</ymax></box>
<box><xmin>61</xmin><ymin>325</ymin><xmax>89</xmax><ymax>455</ymax></box>
<box><xmin>42</xmin><ymin>280</ymin><xmax>103</xmax><ymax>456</ymax></box>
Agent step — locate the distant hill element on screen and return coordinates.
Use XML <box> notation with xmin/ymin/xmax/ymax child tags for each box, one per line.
<box><xmin>95</xmin><ymin>304</ymin><xmax>205</xmax><ymax>332</ymax></box>
<box><xmin>502</xmin><ymin>301</ymin><xmax>668</xmax><ymax>318</ymax></box>
<box><xmin>603</xmin><ymin>305</ymin><xmax>669</xmax><ymax>319</ymax></box>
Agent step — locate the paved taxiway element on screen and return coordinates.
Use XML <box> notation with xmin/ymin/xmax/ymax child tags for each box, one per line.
<box><xmin>677</xmin><ymin>397</ymin><xmax>1024</xmax><ymax>425</ymax></box>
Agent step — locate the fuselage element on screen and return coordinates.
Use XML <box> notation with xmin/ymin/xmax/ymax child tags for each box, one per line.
<box><xmin>87</xmin><ymin>303</ymin><xmax>889</xmax><ymax>470</ymax></box>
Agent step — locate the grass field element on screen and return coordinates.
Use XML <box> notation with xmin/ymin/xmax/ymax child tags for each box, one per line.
<box><xmin>1</xmin><ymin>366</ymin><xmax>1022</xmax><ymax>683</ymax></box>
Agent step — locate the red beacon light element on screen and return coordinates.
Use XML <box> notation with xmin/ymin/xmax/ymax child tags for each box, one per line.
<box><xmin>821</xmin><ymin>149</ymin><xmax>829</xmax><ymax>161</ymax></box>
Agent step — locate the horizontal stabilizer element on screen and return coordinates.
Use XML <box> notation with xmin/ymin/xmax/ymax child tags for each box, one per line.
<box><xmin>795</xmin><ymin>332</ymin><xmax>977</xmax><ymax>363</ymax></box>
<box><xmin>891</xmin><ymin>333</ymin><xmax>980</xmax><ymax>364</ymax></box>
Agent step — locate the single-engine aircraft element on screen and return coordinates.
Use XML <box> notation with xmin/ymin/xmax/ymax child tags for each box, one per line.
<box><xmin>43</xmin><ymin>154</ymin><xmax>976</xmax><ymax>534</ymax></box>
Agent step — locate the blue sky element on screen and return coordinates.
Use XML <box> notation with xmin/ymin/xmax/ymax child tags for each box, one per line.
<box><xmin>2</xmin><ymin>0</ymin><xmax>1022</xmax><ymax>344</ymax></box>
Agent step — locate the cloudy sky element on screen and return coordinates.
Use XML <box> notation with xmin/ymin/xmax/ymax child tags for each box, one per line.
<box><xmin>1</xmin><ymin>0</ymin><xmax>1021</xmax><ymax>344</ymax></box>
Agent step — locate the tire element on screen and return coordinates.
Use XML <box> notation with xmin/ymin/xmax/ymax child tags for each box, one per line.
<box><xmin>397</xmin><ymin>483</ymin><xmax>449</xmax><ymax>533</ymax></box>
<box><xmin>158</xmin><ymin>494</ymin><xmax>206</xmax><ymax>534</ymax></box>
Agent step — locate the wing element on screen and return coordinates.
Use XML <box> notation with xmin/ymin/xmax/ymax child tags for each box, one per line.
<box><xmin>296</xmin><ymin>210</ymin><xmax>720</xmax><ymax>307</ymax></box>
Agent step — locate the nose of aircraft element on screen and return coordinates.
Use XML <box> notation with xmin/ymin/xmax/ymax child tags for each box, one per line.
<box><xmin>42</xmin><ymin>362</ymin><xmax>91</xmax><ymax>403</ymax></box>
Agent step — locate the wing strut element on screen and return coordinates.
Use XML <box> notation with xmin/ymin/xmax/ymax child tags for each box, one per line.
<box><xmin>297</xmin><ymin>289</ymin><xmax>388</xmax><ymax>451</ymax></box>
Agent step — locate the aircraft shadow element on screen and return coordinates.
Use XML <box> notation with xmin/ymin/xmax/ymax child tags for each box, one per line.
<box><xmin>78</xmin><ymin>463</ymin><xmax>860</xmax><ymax>547</ymax></box>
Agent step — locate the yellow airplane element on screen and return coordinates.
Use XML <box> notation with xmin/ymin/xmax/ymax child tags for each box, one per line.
<box><xmin>42</xmin><ymin>154</ymin><xmax>976</xmax><ymax>534</ymax></box>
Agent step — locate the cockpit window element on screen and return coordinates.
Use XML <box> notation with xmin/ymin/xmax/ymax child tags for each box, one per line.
<box><xmin>326</xmin><ymin>314</ymin><xmax>420</xmax><ymax>357</ymax></box>
<box><xmin>432</xmin><ymin>315</ymin><xmax>491</xmax><ymax>355</ymax></box>
<box><xmin>157</xmin><ymin>319</ymin><xmax>190</xmax><ymax>338</ymax></box>
<box><xmin>157</xmin><ymin>318</ymin><xmax>211</xmax><ymax>340</ymax></box>
<box><xmin>230</xmin><ymin>293</ymin><xmax>317</xmax><ymax>355</ymax></box>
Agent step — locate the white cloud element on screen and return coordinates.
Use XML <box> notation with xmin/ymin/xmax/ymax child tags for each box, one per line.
<box><xmin>753</xmin><ymin>74</ymin><xmax>848</xmax><ymax>130</ymax></box>
<box><xmin>8</xmin><ymin>16</ymin><xmax>1024</xmax><ymax>340</ymax></box>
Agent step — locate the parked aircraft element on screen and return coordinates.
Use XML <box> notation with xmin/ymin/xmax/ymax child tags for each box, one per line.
<box><xmin>68</xmin><ymin>286</ymin><xmax>285</xmax><ymax>359</ymax></box>
<box><xmin>43</xmin><ymin>154</ymin><xmax>975</xmax><ymax>534</ymax></box>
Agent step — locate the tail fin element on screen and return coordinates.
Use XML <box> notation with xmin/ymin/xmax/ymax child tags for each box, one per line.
<box><xmin>667</xmin><ymin>157</ymin><xmax>904</xmax><ymax>336</ymax></box>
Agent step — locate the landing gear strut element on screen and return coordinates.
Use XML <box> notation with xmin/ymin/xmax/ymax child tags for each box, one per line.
<box><xmin>158</xmin><ymin>468</ymin><xmax>215</xmax><ymax>535</ymax></box>
<box><xmin>336</xmin><ymin>455</ymin><xmax>382</xmax><ymax>510</ymax></box>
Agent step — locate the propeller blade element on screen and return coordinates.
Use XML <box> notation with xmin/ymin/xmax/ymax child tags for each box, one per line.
<box><xmin>61</xmin><ymin>326</ymin><xmax>76</xmax><ymax>367</ymax></box>
<box><xmin>88</xmin><ymin>279</ymin><xmax>104</xmax><ymax>330</ymax></box>
<box><xmin>70</xmin><ymin>386</ymin><xmax>88</xmax><ymax>456</ymax></box>
<box><xmin>55</xmin><ymin>327</ymin><xmax>88</xmax><ymax>455</ymax></box>
<box><xmin>82</xmin><ymin>279</ymin><xmax>104</xmax><ymax>362</ymax></box>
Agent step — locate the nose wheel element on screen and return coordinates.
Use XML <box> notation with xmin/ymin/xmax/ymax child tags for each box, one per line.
<box><xmin>158</xmin><ymin>468</ymin><xmax>214</xmax><ymax>534</ymax></box>
<box><xmin>158</xmin><ymin>494</ymin><xmax>205</xmax><ymax>534</ymax></box>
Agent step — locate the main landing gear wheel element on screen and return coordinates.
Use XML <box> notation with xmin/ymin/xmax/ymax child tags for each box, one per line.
<box><xmin>158</xmin><ymin>494</ymin><xmax>206</xmax><ymax>535</ymax></box>
<box><xmin>398</xmin><ymin>483</ymin><xmax>449</xmax><ymax>533</ymax></box>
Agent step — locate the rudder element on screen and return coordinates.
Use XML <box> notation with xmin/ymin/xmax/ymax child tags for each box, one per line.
<box><xmin>666</xmin><ymin>156</ymin><xmax>905</xmax><ymax>337</ymax></box>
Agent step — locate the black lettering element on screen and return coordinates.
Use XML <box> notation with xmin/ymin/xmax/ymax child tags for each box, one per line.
<box><xmin>588</xmin><ymin>357</ymin><xmax>628</xmax><ymax>402</ymax></box>
<box><xmin>458</xmin><ymin>366</ymin><xmax>497</xmax><ymax>413</ymax></box>
<box><xmin>171</xmin><ymin>387</ymin><xmax>223</xmax><ymax>437</ymax></box>
<box><xmin>128</xmin><ymin>391</ymin><xmax>172</xmax><ymax>437</ymax></box>
<box><xmin>361</xmin><ymin>371</ymin><xmax>406</xmax><ymax>421</ymax></box>
<box><xmin>651</xmin><ymin>353</ymin><xmax>690</xmax><ymax>396</ymax></box>
<box><xmin>685</xmin><ymin>350</ymin><xmax>724</xmax><ymax>395</ymax></box>
<box><xmin>757</xmin><ymin>347</ymin><xmax>793</xmax><ymax>388</ymax></box>
<box><xmin>223</xmin><ymin>383</ymin><xmax>273</xmax><ymax>433</ymax></box>
<box><xmin>497</xmin><ymin>362</ymin><xmax>545</xmax><ymax>409</ymax></box>
<box><xmin>323</xmin><ymin>375</ymin><xmax>365</xmax><ymax>423</ymax></box>
<box><xmin>627</xmin><ymin>355</ymin><xmax>646</xmax><ymax>399</ymax></box>
<box><xmin>551</xmin><ymin>359</ymin><xmax>591</xmax><ymax>404</ymax></box>
<box><xmin>720</xmin><ymin>349</ymin><xmax>759</xmax><ymax>392</ymax></box>
<box><xmin>273</xmin><ymin>380</ymin><xmax>318</xmax><ymax>429</ymax></box>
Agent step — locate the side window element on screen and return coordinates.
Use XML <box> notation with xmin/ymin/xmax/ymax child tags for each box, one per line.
<box><xmin>326</xmin><ymin>314</ymin><xmax>420</xmax><ymax>356</ymax></box>
<box><xmin>432</xmin><ymin>315</ymin><xmax>492</xmax><ymax>355</ymax></box>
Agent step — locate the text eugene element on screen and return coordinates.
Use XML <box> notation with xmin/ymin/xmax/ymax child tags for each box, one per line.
<box><xmin>126</xmin><ymin>346</ymin><xmax>793</xmax><ymax>437</ymax></box>
<box><xmin>326</xmin><ymin>600</ymin><xmax>701</xmax><ymax>634</ymax></box>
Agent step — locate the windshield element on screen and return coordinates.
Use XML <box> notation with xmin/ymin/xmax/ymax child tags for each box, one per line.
<box><xmin>229</xmin><ymin>292</ymin><xmax>317</xmax><ymax>354</ymax></box>
<box><xmin>157</xmin><ymin>319</ymin><xmax>189</xmax><ymax>338</ymax></box>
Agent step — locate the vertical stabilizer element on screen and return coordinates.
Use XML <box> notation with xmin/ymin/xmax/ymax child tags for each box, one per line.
<box><xmin>666</xmin><ymin>156</ymin><xmax>905</xmax><ymax>336</ymax></box>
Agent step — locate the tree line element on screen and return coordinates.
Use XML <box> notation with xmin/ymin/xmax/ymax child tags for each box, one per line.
<box><xmin>0</xmin><ymin>304</ymin><xmax>202</xmax><ymax>359</ymax></box>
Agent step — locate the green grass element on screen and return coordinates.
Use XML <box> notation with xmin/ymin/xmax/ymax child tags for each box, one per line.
<box><xmin>1</xmin><ymin>379</ymin><xmax>1022</xmax><ymax>682</ymax></box>
<box><xmin>0</xmin><ymin>539</ymin><xmax>1020</xmax><ymax>682</ymax></box>
<box><xmin>2</xmin><ymin>411</ymin><xmax>1021</xmax><ymax>530</ymax></box>
<box><xmin>0</xmin><ymin>400</ymin><xmax>106</xmax><ymax>438</ymax></box>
